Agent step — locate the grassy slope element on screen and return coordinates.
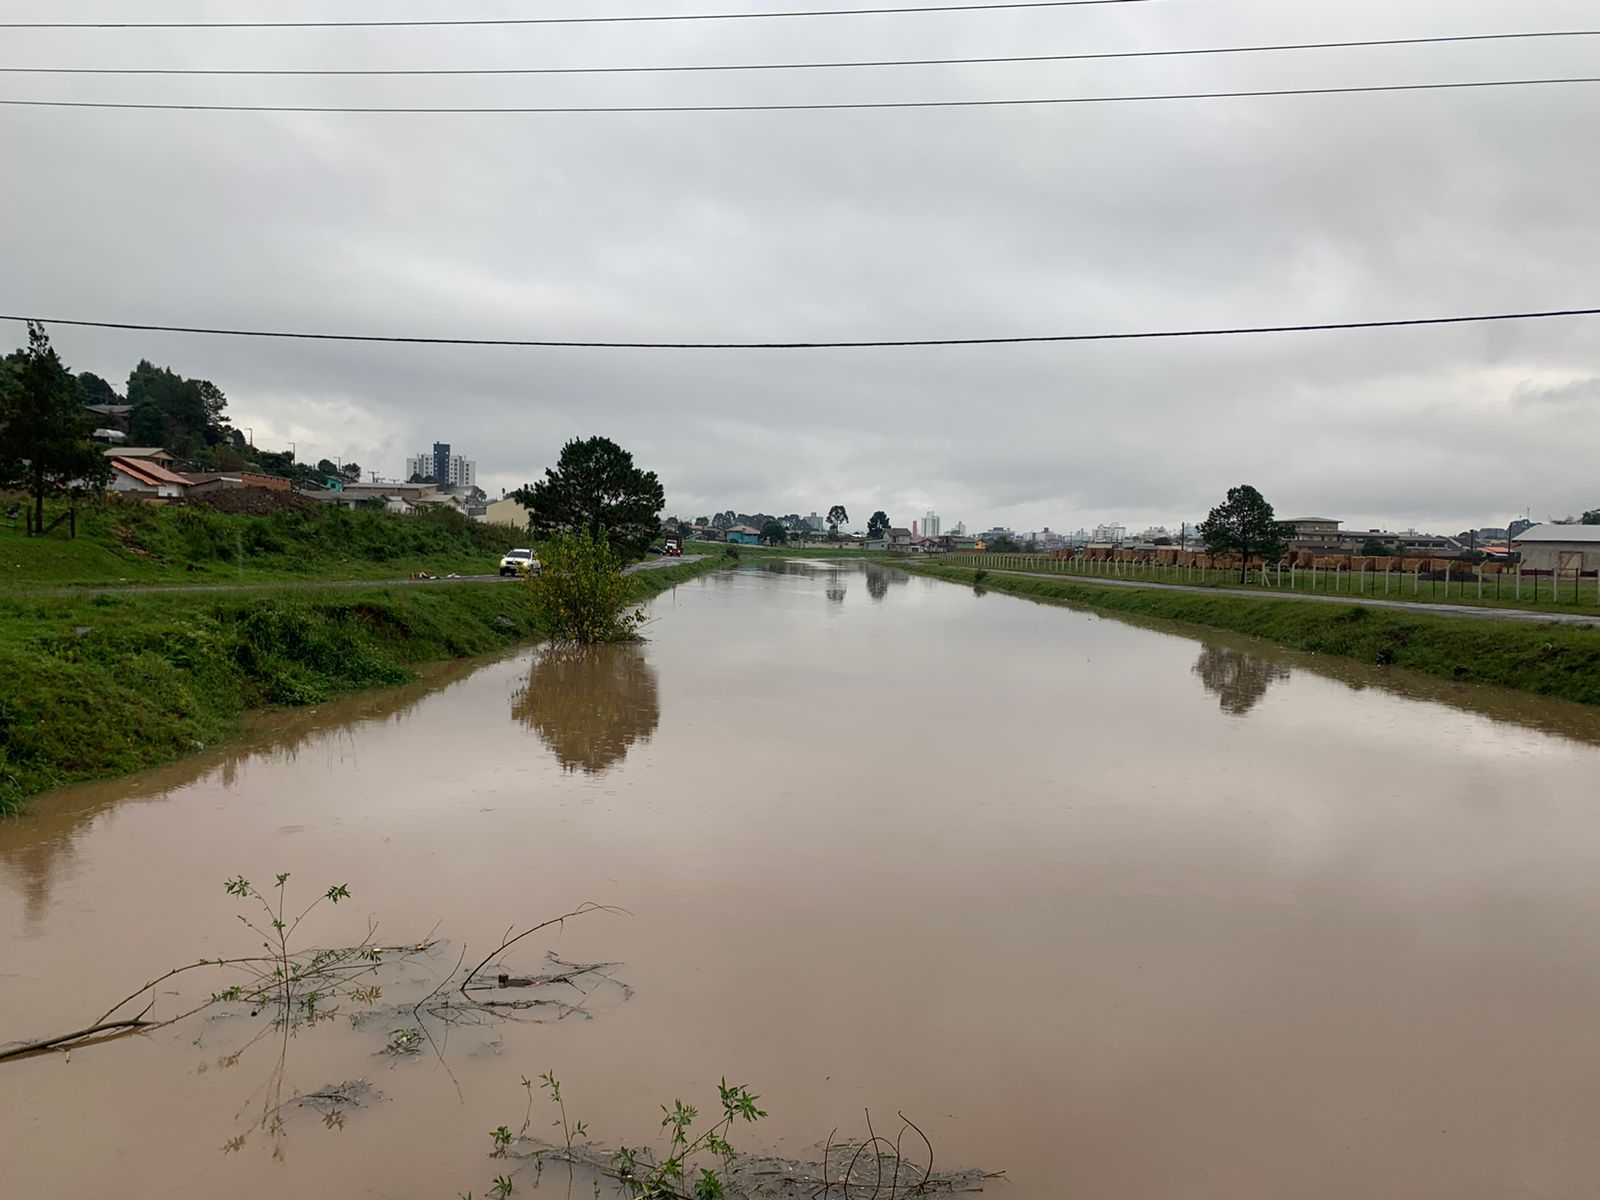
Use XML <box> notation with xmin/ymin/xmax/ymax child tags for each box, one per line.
<box><xmin>0</xmin><ymin>497</ymin><xmax>524</xmax><ymax>587</ymax></box>
<box><xmin>0</xmin><ymin>552</ymin><xmax>729</xmax><ymax>814</ymax></box>
<box><xmin>936</xmin><ymin>552</ymin><xmax>1600</xmax><ymax>616</ymax></box>
<box><xmin>902</xmin><ymin>563</ymin><xmax>1600</xmax><ymax>707</ymax></box>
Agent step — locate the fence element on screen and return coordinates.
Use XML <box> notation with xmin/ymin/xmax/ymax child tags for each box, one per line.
<box><xmin>934</xmin><ymin>552</ymin><xmax>1600</xmax><ymax>609</ymax></box>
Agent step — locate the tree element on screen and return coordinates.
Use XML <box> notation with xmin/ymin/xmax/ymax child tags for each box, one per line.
<box><xmin>1360</xmin><ymin>537</ymin><xmax>1393</xmax><ymax>557</ymax></box>
<box><xmin>525</xmin><ymin>527</ymin><xmax>647</xmax><ymax>643</ymax></box>
<box><xmin>1583</xmin><ymin>510</ymin><xmax>1600</xmax><ymax>525</ymax></box>
<box><xmin>316</xmin><ymin>458</ymin><xmax>339</xmax><ymax>479</ymax></box>
<box><xmin>1198</xmin><ymin>484</ymin><xmax>1290</xmax><ymax>581</ymax></box>
<box><xmin>986</xmin><ymin>534</ymin><xmax>1022</xmax><ymax>553</ymax></box>
<box><xmin>341</xmin><ymin>461</ymin><xmax>361</xmax><ymax>481</ymax></box>
<box><xmin>827</xmin><ymin>505</ymin><xmax>849</xmax><ymax>537</ymax></box>
<box><xmin>126</xmin><ymin>360</ymin><xmax>231</xmax><ymax>459</ymax></box>
<box><xmin>0</xmin><ymin>323</ymin><xmax>112</xmax><ymax>535</ymax></box>
<box><xmin>512</xmin><ymin>435</ymin><xmax>665</xmax><ymax>560</ymax></box>
<box><xmin>867</xmin><ymin>510</ymin><xmax>890</xmax><ymax>539</ymax></box>
<box><xmin>759</xmin><ymin>520</ymin><xmax>788</xmax><ymax>546</ymax></box>
<box><xmin>74</xmin><ymin>371</ymin><xmax>123</xmax><ymax>408</ymax></box>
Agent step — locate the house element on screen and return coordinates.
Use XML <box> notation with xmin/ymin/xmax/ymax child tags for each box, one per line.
<box><xmin>109</xmin><ymin>456</ymin><xmax>192</xmax><ymax>499</ymax></box>
<box><xmin>939</xmin><ymin>534</ymin><xmax>979</xmax><ymax>552</ymax></box>
<box><xmin>725</xmin><ymin>524</ymin><xmax>763</xmax><ymax>545</ymax></box>
<box><xmin>910</xmin><ymin>537</ymin><xmax>943</xmax><ymax>553</ymax></box>
<box><xmin>300</xmin><ymin>481</ymin><xmax>442</xmax><ymax>510</ymax></box>
<box><xmin>104</xmin><ymin>446</ymin><xmax>177</xmax><ymax>465</ymax></box>
<box><xmin>480</xmin><ymin>497</ymin><xmax>534</xmax><ymax>529</ymax></box>
<box><xmin>1512</xmin><ymin>524</ymin><xmax>1600</xmax><ymax>573</ymax></box>
<box><xmin>886</xmin><ymin>527</ymin><xmax>913</xmax><ymax>551</ymax></box>
<box><xmin>414</xmin><ymin>493</ymin><xmax>471</xmax><ymax>516</ymax></box>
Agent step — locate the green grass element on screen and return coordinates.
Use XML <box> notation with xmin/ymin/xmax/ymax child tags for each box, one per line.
<box><xmin>902</xmin><ymin>562</ymin><xmax>1600</xmax><ymax>708</ymax></box>
<box><xmin>719</xmin><ymin>542</ymin><xmax>878</xmax><ymax>560</ymax></box>
<box><xmin>0</xmin><ymin>552</ymin><xmax>729</xmax><ymax>815</ymax></box>
<box><xmin>0</xmin><ymin>495</ymin><xmax>524</xmax><ymax>588</ymax></box>
<box><xmin>937</xmin><ymin>551</ymin><xmax>1600</xmax><ymax>616</ymax></box>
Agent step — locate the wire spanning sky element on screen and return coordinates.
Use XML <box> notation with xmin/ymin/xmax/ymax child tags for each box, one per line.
<box><xmin>2</xmin><ymin>0</ymin><xmax>1598</xmax><ymax>533</ymax></box>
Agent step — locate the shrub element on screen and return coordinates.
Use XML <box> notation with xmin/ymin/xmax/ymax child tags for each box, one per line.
<box><xmin>527</xmin><ymin>529</ymin><xmax>646</xmax><ymax>644</ymax></box>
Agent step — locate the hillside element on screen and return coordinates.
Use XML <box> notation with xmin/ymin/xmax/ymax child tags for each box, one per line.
<box><xmin>0</xmin><ymin>495</ymin><xmax>525</xmax><ymax>587</ymax></box>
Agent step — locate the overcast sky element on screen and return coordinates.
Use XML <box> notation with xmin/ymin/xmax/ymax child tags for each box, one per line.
<box><xmin>3</xmin><ymin>0</ymin><xmax>1598</xmax><ymax>535</ymax></box>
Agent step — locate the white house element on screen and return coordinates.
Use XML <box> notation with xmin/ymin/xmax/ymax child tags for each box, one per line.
<box><xmin>109</xmin><ymin>456</ymin><xmax>191</xmax><ymax>499</ymax></box>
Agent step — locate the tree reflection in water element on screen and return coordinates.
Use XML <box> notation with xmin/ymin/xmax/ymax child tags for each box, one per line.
<box><xmin>1192</xmin><ymin>644</ymin><xmax>1291</xmax><ymax>717</ymax></box>
<box><xmin>865</xmin><ymin>563</ymin><xmax>891</xmax><ymax>601</ymax></box>
<box><xmin>511</xmin><ymin>642</ymin><xmax>661</xmax><ymax>774</ymax></box>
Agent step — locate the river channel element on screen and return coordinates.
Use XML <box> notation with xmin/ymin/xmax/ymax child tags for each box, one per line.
<box><xmin>6</xmin><ymin>560</ymin><xmax>1600</xmax><ymax>1198</ymax></box>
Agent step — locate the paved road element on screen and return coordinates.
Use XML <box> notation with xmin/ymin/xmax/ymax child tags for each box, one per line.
<box><xmin>19</xmin><ymin>555</ymin><xmax>709</xmax><ymax>598</ymax></box>
<box><xmin>946</xmin><ymin>566</ymin><xmax>1600</xmax><ymax>627</ymax></box>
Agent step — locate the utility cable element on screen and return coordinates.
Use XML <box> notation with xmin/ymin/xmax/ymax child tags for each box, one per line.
<box><xmin>2</xmin><ymin>76</ymin><xmax>1597</xmax><ymax>114</ymax></box>
<box><xmin>3</xmin><ymin>30</ymin><xmax>1595</xmax><ymax>76</ymax></box>
<box><xmin>4</xmin><ymin>307</ymin><xmax>1597</xmax><ymax>351</ymax></box>
<box><xmin>0</xmin><ymin>1</ymin><xmax>1161</xmax><ymax>31</ymax></box>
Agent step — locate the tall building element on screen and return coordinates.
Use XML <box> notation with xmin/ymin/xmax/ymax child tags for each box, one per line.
<box><xmin>922</xmin><ymin>511</ymin><xmax>942</xmax><ymax>539</ymax></box>
<box><xmin>407</xmin><ymin>443</ymin><xmax>476</xmax><ymax>489</ymax></box>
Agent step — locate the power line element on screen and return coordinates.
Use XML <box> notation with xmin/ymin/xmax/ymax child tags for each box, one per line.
<box><xmin>5</xmin><ymin>30</ymin><xmax>1595</xmax><ymax>77</ymax></box>
<box><xmin>0</xmin><ymin>1</ymin><xmax>1158</xmax><ymax>31</ymax></box>
<box><xmin>3</xmin><ymin>76</ymin><xmax>1597</xmax><ymax>114</ymax></box>
<box><xmin>5</xmin><ymin>307</ymin><xmax>1597</xmax><ymax>351</ymax></box>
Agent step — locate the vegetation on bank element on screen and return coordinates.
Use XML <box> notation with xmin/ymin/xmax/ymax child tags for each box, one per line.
<box><xmin>939</xmin><ymin>550</ymin><xmax>1600</xmax><ymax>615</ymax></box>
<box><xmin>902</xmin><ymin>563</ymin><xmax>1600</xmax><ymax>708</ymax></box>
<box><xmin>0</xmin><ymin>554</ymin><xmax>727</xmax><ymax>815</ymax></box>
<box><xmin>0</xmin><ymin>497</ymin><xmax>525</xmax><ymax>587</ymax></box>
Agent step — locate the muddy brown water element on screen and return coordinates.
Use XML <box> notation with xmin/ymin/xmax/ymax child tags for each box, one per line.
<box><xmin>7</xmin><ymin>560</ymin><xmax>1600</xmax><ymax>1198</ymax></box>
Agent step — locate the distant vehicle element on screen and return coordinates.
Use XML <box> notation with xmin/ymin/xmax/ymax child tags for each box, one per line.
<box><xmin>499</xmin><ymin>548</ymin><xmax>541</xmax><ymax>577</ymax></box>
<box><xmin>664</xmin><ymin>535</ymin><xmax>683</xmax><ymax>557</ymax></box>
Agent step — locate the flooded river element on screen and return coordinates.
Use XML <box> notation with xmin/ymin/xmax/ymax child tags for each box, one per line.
<box><xmin>7</xmin><ymin>560</ymin><xmax>1600</xmax><ymax>1198</ymax></box>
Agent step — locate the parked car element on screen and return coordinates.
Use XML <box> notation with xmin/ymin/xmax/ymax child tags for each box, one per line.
<box><xmin>499</xmin><ymin>548</ymin><xmax>541</xmax><ymax>577</ymax></box>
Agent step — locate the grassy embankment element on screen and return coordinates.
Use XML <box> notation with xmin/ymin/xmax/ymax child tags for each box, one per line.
<box><xmin>0</xmin><ymin>542</ymin><xmax>730</xmax><ymax>814</ymax></box>
<box><xmin>0</xmin><ymin>496</ymin><xmax>522</xmax><ymax>587</ymax></box>
<box><xmin>713</xmin><ymin>543</ymin><xmax>880</xmax><ymax>561</ymax></box>
<box><xmin>901</xmin><ymin>562</ymin><xmax>1600</xmax><ymax>707</ymax></box>
<box><xmin>940</xmin><ymin>551</ymin><xmax>1600</xmax><ymax>616</ymax></box>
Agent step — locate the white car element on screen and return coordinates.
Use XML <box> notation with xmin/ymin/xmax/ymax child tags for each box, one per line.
<box><xmin>499</xmin><ymin>548</ymin><xmax>541</xmax><ymax>577</ymax></box>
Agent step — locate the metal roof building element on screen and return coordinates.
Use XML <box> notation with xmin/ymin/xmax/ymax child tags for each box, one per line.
<box><xmin>1511</xmin><ymin>524</ymin><xmax>1600</xmax><ymax>572</ymax></box>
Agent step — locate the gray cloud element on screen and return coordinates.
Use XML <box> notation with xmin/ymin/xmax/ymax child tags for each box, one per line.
<box><xmin>3</xmin><ymin>0</ymin><xmax>1599</xmax><ymax>532</ymax></box>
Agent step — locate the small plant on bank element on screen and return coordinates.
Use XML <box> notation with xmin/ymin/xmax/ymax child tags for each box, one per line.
<box><xmin>526</xmin><ymin>528</ymin><xmax>645</xmax><ymax>644</ymax></box>
<box><xmin>541</xmin><ymin>1069</ymin><xmax>588</xmax><ymax>1154</ymax></box>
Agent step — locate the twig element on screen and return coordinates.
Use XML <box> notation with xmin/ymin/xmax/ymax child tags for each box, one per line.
<box><xmin>898</xmin><ymin>1112</ymin><xmax>935</xmax><ymax>1195</ymax></box>
<box><xmin>0</xmin><ymin>1017</ymin><xmax>154</xmax><ymax>1062</ymax></box>
<box><xmin>457</xmin><ymin>903</ymin><xmax>625</xmax><ymax>1001</ymax></box>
